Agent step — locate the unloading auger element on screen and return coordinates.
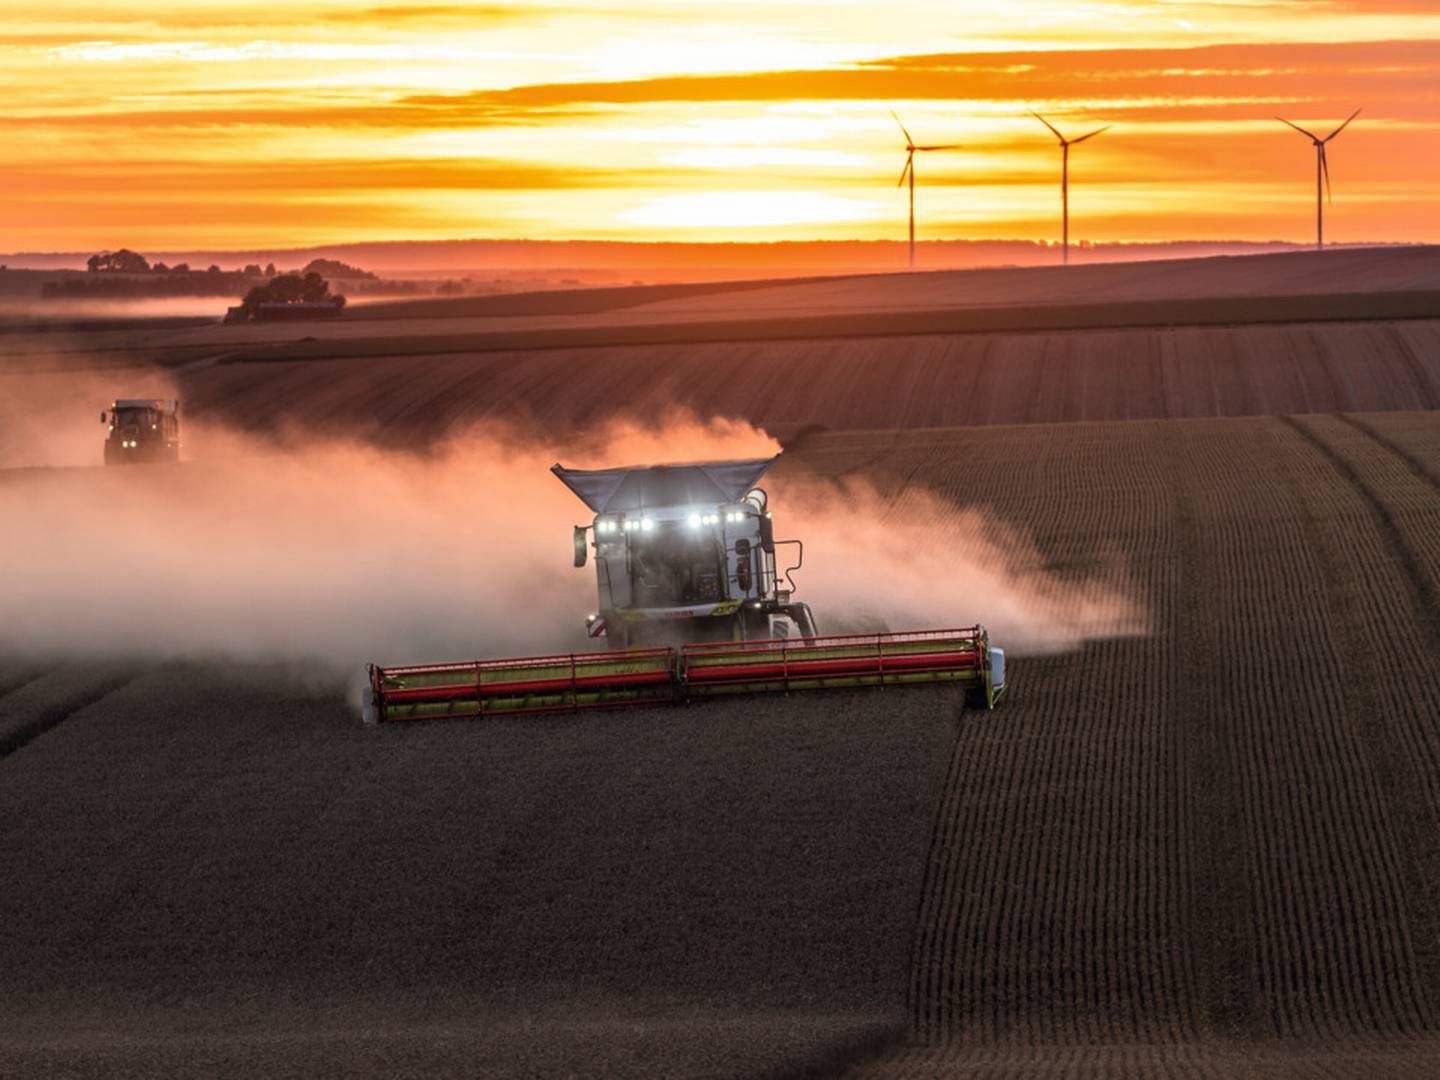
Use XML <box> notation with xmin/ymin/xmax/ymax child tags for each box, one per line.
<box><xmin>362</xmin><ymin>455</ymin><xmax>1006</xmax><ymax>723</ymax></box>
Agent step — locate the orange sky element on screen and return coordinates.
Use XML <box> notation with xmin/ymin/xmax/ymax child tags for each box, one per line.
<box><xmin>4</xmin><ymin>2</ymin><xmax>1440</xmax><ymax>251</ymax></box>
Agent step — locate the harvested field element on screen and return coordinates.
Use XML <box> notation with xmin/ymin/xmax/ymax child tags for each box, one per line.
<box><xmin>5</xmin><ymin>410</ymin><xmax>1440</xmax><ymax>1075</ymax></box>
<box><xmin>174</xmin><ymin>319</ymin><xmax>1440</xmax><ymax>442</ymax></box>
<box><xmin>618</xmin><ymin>245</ymin><xmax>1440</xmax><ymax>320</ymax></box>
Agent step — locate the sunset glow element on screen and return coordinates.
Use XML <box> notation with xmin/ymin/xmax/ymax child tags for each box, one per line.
<box><xmin>6</xmin><ymin>2</ymin><xmax>1440</xmax><ymax>250</ymax></box>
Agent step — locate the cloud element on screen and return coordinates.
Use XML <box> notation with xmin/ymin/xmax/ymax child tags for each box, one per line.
<box><xmin>424</xmin><ymin>38</ymin><xmax>1440</xmax><ymax>113</ymax></box>
<box><xmin>2</xmin><ymin>158</ymin><xmax>653</xmax><ymax>194</ymax></box>
<box><xmin>12</xmin><ymin>38</ymin><xmax>1440</xmax><ymax>133</ymax></box>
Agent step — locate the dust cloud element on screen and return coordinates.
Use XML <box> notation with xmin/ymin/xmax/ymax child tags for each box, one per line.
<box><xmin>773</xmin><ymin>476</ymin><xmax>1147</xmax><ymax>654</ymax></box>
<box><xmin>0</xmin><ymin>368</ymin><xmax>183</xmax><ymax>469</ymax></box>
<box><xmin>1</xmin><ymin>378</ymin><xmax>1144</xmax><ymax>674</ymax></box>
<box><xmin>0</xmin><ymin>408</ymin><xmax>778</xmax><ymax>668</ymax></box>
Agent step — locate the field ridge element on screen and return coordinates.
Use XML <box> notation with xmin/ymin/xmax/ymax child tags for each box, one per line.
<box><xmin>0</xmin><ymin>669</ymin><xmax>134</xmax><ymax>759</ymax></box>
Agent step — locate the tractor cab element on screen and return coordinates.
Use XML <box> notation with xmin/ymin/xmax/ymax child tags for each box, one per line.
<box><xmin>554</xmin><ymin>456</ymin><xmax>816</xmax><ymax>648</ymax></box>
<box><xmin>102</xmin><ymin>399</ymin><xmax>180</xmax><ymax>465</ymax></box>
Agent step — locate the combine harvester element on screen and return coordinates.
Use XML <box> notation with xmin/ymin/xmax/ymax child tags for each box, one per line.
<box><xmin>363</xmin><ymin>456</ymin><xmax>1005</xmax><ymax>723</ymax></box>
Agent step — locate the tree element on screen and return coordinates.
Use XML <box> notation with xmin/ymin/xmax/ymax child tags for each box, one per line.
<box><xmin>243</xmin><ymin>264</ymin><xmax>262</xmax><ymax>276</ymax></box>
<box><xmin>206</xmin><ymin>264</ymin><xmax>221</xmax><ymax>274</ymax></box>
<box><xmin>302</xmin><ymin>257</ymin><xmax>376</xmax><ymax>280</ymax></box>
<box><xmin>173</xmin><ymin>263</ymin><xmax>190</xmax><ymax>274</ymax></box>
<box><xmin>86</xmin><ymin>248</ymin><xmax>150</xmax><ymax>273</ymax></box>
<box><xmin>236</xmin><ymin>271</ymin><xmax>344</xmax><ymax>320</ymax></box>
<box><xmin>264</xmin><ymin>262</ymin><xmax>277</xmax><ymax>277</ymax></box>
<box><xmin>153</xmin><ymin>261</ymin><xmax>169</xmax><ymax>273</ymax></box>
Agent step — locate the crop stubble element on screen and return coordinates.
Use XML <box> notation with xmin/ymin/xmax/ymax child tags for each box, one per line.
<box><xmin>824</xmin><ymin>413</ymin><xmax>1440</xmax><ymax>1075</ymax></box>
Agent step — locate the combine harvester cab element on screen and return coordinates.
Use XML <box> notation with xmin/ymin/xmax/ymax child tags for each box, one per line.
<box><xmin>553</xmin><ymin>455</ymin><xmax>816</xmax><ymax>648</ymax></box>
<box><xmin>101</xmin><ymin>398</ymin><xmax>180</xmax><ymax>465</ymax></box>
<box><xmin>362</xmin><ymin>455</ymin><xmax>1006</xmax><ymax>723</ymax></box>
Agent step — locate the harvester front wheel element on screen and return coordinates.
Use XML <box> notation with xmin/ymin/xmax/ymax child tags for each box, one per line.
<box><xmin>741</xmin><ymin>608</ymin><xmax>771</xmax><ymax>641</ymax></box>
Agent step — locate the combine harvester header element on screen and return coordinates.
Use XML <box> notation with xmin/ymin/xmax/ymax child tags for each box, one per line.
<box><xmin>365</xmin><ymin>627</ymin><xmax>1003</xmax><ymax>723</ymax></box>
<box><xmin>363</xmin><ymin>455</ymin><xmax>1006</xmax><ymax>723</ymax></box>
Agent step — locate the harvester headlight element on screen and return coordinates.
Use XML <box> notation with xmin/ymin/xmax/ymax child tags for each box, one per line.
<box><xmin>688</xmin><ymin>513</ymin><xmax>702</xmax><ymax>528</ymax></box>
<box><xmin>725</xmin><ymin>511</ymin><xmax>744</xmax><ymax>523</ymax></box>
<box><xmin>703</xmin><ymin>513</ymin><xmax>719</xmax><ymax>525</ymax></box>
<box><xmin>640</xmin><ymin>518</ymin><xmax>654</xmax><ymax>532</ymax></box>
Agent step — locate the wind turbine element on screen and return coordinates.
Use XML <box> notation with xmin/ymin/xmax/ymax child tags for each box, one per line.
<box><xmin>1030</xmin><ymin>112</ymin><xmax>1111</xmax><ymax>266</ymax></box>
<box><xmin>892</xmin><ymin>110</ymin><xmax>963</xmax><ymax>269</ymax></box>
<box><xmin>1276</xmin><ymin>108</ymin><xmax>1361</xmax><ymax>251</ymax></box>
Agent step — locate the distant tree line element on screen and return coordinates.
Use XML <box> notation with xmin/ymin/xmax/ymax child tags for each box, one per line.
<box><xmin>44</xmin><ymin>270</ymin><xmax>261</xmax><ymax>300</ymax></box>
<box><xmin>232</xmin><ymin>271</ymin><xmax>346</xmax><ymax>321</ymax></box>
<box><xmin>45</xmin><ymin>247</ymin><xmax>466</xmax><ymax>305</ymax></box>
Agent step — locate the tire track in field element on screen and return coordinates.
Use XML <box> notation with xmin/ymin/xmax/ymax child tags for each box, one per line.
<box><xmin>1200</xmin><ymin>420</ymin><xmax>1427</xmax><ymax>1037</ymax></box>
<box><xmin>0</xmin><ymin>671</ymin><xmax>135</xmax><ymax>760</ymax></box>
<box><xmin>1259</xmin><ymin>425</ymin><xmax>1432</xmax><ymax>1033</ymax></box>
<box><xmin>0</xmin><ymin>662</ymin><xmax>55</xmax><ymax>702</ymax></box>
<box><xmin>1278</xmin><ymin>415</ymin><xmax>1440</xmax><ymax>657</ymax></box>
<box><xmin>903</xmin><ymin>422</ymin><xmax>1189</xmax><ymax>1049</ymax></box>
<box><xmin>1337</xmin><ymin>413</ymin><xmax>1440</xmax><ymax>496</ymax></box>
<box><xmin>1280</xmin><ymin>414</ymin><xmax>1440</xmax><ymax>1021</ymax></box>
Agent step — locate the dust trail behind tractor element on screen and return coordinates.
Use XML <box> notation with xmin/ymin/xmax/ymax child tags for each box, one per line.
<box><xmin>364</xmin><ymin>627</ymin><xmax>1005</xmax><ymax>723</ymax></box>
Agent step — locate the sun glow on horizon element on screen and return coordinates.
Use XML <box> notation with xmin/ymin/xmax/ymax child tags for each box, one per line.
<box><xmin>5</xmin><ymin>2</ymin><xmax>1440</xmax><ymax>251</ymax></box>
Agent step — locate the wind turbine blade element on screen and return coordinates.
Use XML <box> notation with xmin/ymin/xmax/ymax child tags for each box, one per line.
<box><xmin>915</xmin><ymin>144</ymin><xmax>964</xmax><ymax>151</ymax></box>
<box><xmin>890</xmin><ymin>109</ymin><xmax>915</xmax><ymax>147</ymax></box>
<box><xmin>1069</xmin><ymin>124</ymin><xmax>1112</xmax><ymax>145</ymax></box>
<box><xmin>897</xmin><ymin>154</ymin><xmax>912</xmax><ymax>188</ymax></box>
<box><xmin>1325</xmin><ymin>107</ymin><xmax>1362</xmax><ymax>142</ymax></box>
<box><xmin>1276</xmin><ymin>116</ymin><xmax>1320</xmax><ymax>141</ymax></box>
<box><xmin>1030</xmin><ymin>111</ymin><xmax>1066</xmax><ymax>143</ymax></box>
<box><xmin>1321</xmin><ymin>145</ymin><xmax>1333</xmax><ymax>204</ymax></box>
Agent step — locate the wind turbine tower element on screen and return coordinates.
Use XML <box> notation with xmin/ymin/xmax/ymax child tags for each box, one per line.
<box><xmin>892</xmin><ymin>111</ymin><xmax>963</xmax><ymax>269</ymax></box>
<box><xmin>1276</xmin><ymin>109</ymin><xmax>1361</xmax><ymax>251</ymax></box>
<box><xmin>1031</xmin><ymin>112</ymin><xmax>1111</xmax><ymax>266</ymax></box>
